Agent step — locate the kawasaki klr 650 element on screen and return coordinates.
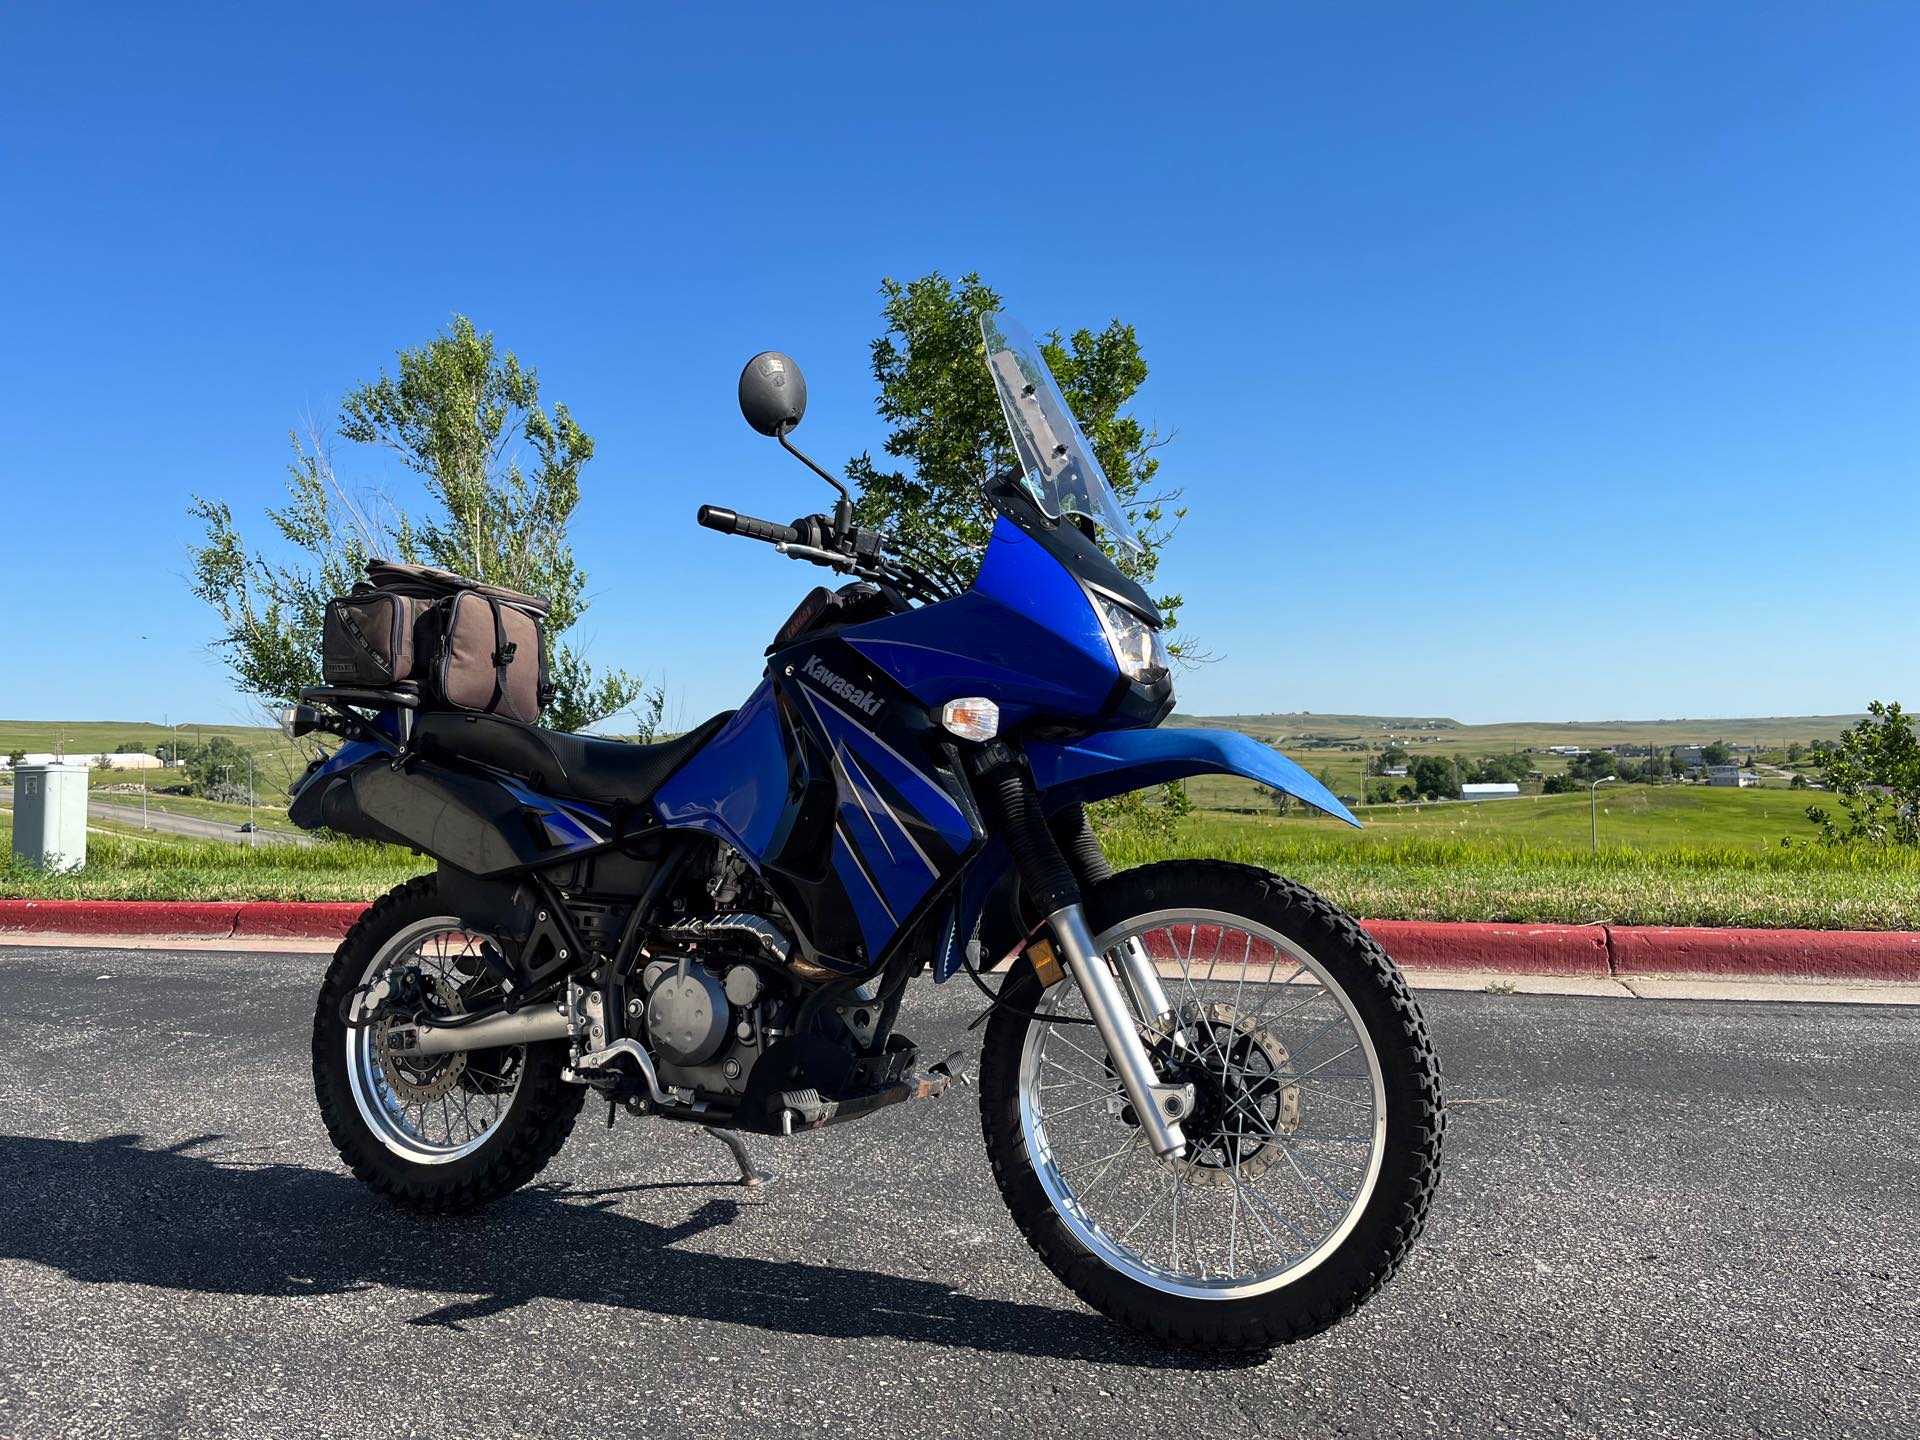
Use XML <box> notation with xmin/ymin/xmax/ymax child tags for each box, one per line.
<box><xmin>288</xmin><ymin>312</ymin><xmax>1443</xmax><ymax>1350</ymax></box>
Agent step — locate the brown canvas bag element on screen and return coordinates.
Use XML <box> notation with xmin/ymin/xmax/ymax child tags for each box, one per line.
<box><xmin>321</xmin><ymin>561</ymin><xmax>553</xmax><ymax>720</ymax></box>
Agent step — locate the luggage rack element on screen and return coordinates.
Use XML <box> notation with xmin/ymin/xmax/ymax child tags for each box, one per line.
<box><xmin>289</xmin><ymin>685</ymin><xmax>422</xmax><ymax>745</ymax></box>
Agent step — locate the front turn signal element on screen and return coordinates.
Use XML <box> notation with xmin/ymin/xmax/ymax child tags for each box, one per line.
<box><xmin>940</xmin><ymin>697</ymin><xmax>1000</xmax><ymax>742</ymax></box>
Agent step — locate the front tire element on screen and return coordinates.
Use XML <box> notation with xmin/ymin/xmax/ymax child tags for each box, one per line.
<box><xmin>312</xmin><ymin>875</ymin><xmax>585</xmax><ymax>1214</ymax></box>
<box><xmin>979</xmin><ymin>860</ymin><xmax>1444</xmax><ymax>1349</ymax></box>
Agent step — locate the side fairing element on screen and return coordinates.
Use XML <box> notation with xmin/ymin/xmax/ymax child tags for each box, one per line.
<box><xmin>845</xmin><ymin>516</ymin><xmax>1119</xmax><ymax>730</ymax></box>
<box><xmin>652</xmin><ymin>647</ymin><xmax>983</xmax><ymax>972</ymax></box>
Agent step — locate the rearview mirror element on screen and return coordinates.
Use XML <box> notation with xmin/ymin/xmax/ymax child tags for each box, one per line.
<box><xmin>738</xmin><ymin>351</ymin><xmax>807</xmax><ymax>437</ymax></box>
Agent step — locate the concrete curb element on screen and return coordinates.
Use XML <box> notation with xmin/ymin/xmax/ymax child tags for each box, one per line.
<box><xmin>2</xmin><ymin>900</ymin><xmax>1918</xmax><ymax>982</ymax></box>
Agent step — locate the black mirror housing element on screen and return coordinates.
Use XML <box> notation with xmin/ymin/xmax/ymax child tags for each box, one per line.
<box><xmin>738</xmin><ymin>351</ymin><xmax>808</xmax><ymax>436</ymax></box>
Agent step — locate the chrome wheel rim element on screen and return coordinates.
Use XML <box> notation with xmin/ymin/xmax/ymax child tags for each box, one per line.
<box><xmin>1018</xmin><ymin>909</ymin><xmax>1388</xmax><ymax>1300</ymax></box>
<box><xmin>345</xmin><ymin>915</ymin><xmax>525</xmax><ymax>1164</ymax></box>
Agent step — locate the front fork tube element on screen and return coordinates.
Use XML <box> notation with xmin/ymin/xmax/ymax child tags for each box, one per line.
<box><xmin>1047</xmin><ymin>904</ymin><xmax>1195</xmax><ymax>1160</ymax></box>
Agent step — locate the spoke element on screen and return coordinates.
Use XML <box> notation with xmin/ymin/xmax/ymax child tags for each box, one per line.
<box><xmin>1074</xmin><ymin>1132</ymin><xmax>1147</xmax><ymax>1208</ymax></box>
<box><xmin>1040</xmin><ymin>1055</ymin><xmax>1109</xmax><ymax>1091</ymax></box>
<box><xmin>1043</xmin><ymin>1087</ymin><xmax>1124</xmax><ymax>1121</ymax></box>
<box><xmin>1046</xmin><ymin>1030</ymin><xmax>1116</xmax><ymax>1076</ymax></box>
<box><xmin>1229</xmin><ymin>1165</ymin><xmax>1313</xmax><ymax>1251</ymax></box>
<box><xmin>1295</xmin><ymin>1043</ymin><xmax>1361</xmax><ymax>1082</ymax></box>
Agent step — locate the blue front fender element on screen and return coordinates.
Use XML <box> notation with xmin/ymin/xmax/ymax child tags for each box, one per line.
<box><xmin>1026</xmin><ymin>727</ymin><xmax>1360</xmax><ymax>828</ymax></box>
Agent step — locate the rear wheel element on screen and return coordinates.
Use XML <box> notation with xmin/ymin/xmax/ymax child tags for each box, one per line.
<box><xmin>979</xmin><ymin>861</ymin><xmax>1444</xmax><ymax>1349</ymax></box>
<box><xmin>311</xmin><ymin>875</ymin><xmax>584</xmax><ymax>1214</ymax></box>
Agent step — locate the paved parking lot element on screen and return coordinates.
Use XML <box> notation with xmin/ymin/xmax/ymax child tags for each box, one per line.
<box><xmin>0</xmin><ymin>942</ymin><xmax>1914</xmax><ymax>1438</ymax></box>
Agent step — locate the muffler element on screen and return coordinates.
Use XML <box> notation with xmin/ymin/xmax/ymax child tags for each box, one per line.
<box><xmin>394</xmin><ymin>1006</ymin><xmax>573</xmax><ymax>1055</ymax></box>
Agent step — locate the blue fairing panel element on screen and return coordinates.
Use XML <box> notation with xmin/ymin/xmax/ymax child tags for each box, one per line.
<box><xmin>652</xmin><ymin>679</ymin><xmax>790</xmax><ymax>862</ymax></box>
<box><xmin>1027</xmin><ymin>728</ymin><xmax>1361</xmax><ymax>828</ymax></box>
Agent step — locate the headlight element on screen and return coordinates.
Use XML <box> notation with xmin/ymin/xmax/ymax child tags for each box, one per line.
<box><xmin>1089</xmin><ymin>590</ymin><xmax>1171</xmax><ymax>683</ymax></box>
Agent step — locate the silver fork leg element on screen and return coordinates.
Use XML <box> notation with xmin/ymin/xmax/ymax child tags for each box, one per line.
<box><xmin>1048</xmin><ymin>904</ymin><xmax>1193</xmax><ymax>1159</ymax></box>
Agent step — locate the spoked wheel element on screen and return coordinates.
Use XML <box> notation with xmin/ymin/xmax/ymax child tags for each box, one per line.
<box><xmin>980</xmin><ymin>861</ymin><xmax>1444</xmax><ymax>1349</ymax></box>
<box><xmin>312</xmin><ymin>875</ymin><xmax>584</xmax><ymax>1214</ymax></box>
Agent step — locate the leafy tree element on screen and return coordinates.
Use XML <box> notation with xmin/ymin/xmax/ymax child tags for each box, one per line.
<box><xmin>1263</xmin><ymin>784</ymin><xmax>1295</xmax><ymax>817</ymax></box>
<box><xmin>1702</xmin><ymin>740</ymin><xmax>1734</xmax><ymax>767</ymax></box>
<box><xmin>94</xmin><ymin>753</ymin><xmax>116</xmax><ymax>771</ymax></box>
<box><xmin>1542</xmin><ymin>773</ymin><xmax>1582</xmax><ymax>795</ymax></box>
<box><xmin>113</xmin><ymin>741</ymin><xmax>147</xmax><ymax>754</ymax></box>
<box><xmin>1468</xmin><ymin>752</ymin><xmax>1532</xmax><ymax>784</ymax></box>
<box><xmin>1615</xmin><ymin>757</ymin><xmax>1645</xmax><ymax>783</ymax></box>
<box><xmin>1411</xmin><ymin>755</ymin><xmax>1459</xmax><ymax>800</ymax></box>
<box><xmin>848</xmin><ymin>272</ymin><xmax>1185</xmax><ymax>633</ymax></box>
<box><xmin>1804</xmin><ymin>701</ymin><xmax>1920</xmax><ymax>846</ymax></box>
<box><xmin>1566</xmin><ymin>751</ymin><xmax>1618</xmax><ymax>783</ymax></box>
<box><xmin>181</xmin><ymin>737</ymin><xmax>247</xmax><ymax>795</ymax></box>
<box><xmin>1786</xmin><ymin>742</ymin><xmax>1804</xmax><ymax>763</ymax></box>
<box><xmin>1370</xmin><ymin>746</ymin><xmax>1410</xmax><ymax>775</ymax></box>
<box><xmin>1790</xmin><ymin>773</ymin><xmax>1809</xmax><ymax>790</ymax></box>
<box><xmin>5</xmin><ymin>750</ymin><xmax>23</xmax><ymax>769</ymax></box>
<box><xmin>191</xmin><ymin>316</ymin><xmax>652</xmax><ymax>732</ymax></box>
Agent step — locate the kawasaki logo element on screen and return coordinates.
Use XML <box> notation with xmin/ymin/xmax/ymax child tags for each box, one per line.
<box><xmin>801</xmin><ymin>655</ymin><xmax>885</xmax><ymax>718</ymax></box>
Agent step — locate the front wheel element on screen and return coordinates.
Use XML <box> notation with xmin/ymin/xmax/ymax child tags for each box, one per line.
<box><xmin>979</xmin><ymin>860</ymin><xmax>1444</xmax><ymax>1350</ymax></box>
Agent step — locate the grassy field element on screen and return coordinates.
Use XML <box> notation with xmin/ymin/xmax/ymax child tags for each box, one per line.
<box><xmin>3</xmin><ymin>710</ymin><xmax>1905</xmax><ymax>928</ymax></box>
<box><xmin>1176</xmin><ymin>709</ymin><xmax>1862</xmax><ymax>809</ymax></box>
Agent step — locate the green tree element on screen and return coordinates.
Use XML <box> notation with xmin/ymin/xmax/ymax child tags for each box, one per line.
<box><xmin>5</xmin><ymin>750</ymin><xmax>24</xmax><ymax>769</ymax></box>
<box><xmin>190</xmin><ymin>316</ymin><xmax>653</xmax><ymax>733</ymax></box>
<box><xmin>1370</xmin><ymin>746</ymin><xmax>1410</xmax><ymax>776</ymax></box>
<box><xmin>1411</xmin><ymin>756</ymin><xmax>1459</xmax><ymax>800</ymax></box>
<box><xmin>847</xmin><ymin>272</ymin><xmax>1186</xmax><ymax>632</ymax></box>
<box><xmin>1805</xmin><ymin>701</ymin><xmax>1920</xmax><ymax>846</ymax></box>
<box><xmin>1702</xmin><ymin>740</ymin><xmax>1734</xmax><ymax>767</ymax></box>
<box><xmin>1786</xmin><ymin>742</ymin><xmax>1805</xmax><ymax>763</ymax></box>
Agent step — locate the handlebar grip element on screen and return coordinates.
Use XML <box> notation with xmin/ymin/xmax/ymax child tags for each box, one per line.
<box><xmin>696</xmin><ymin>505</ymin><xmax>799</xmax><ymax>545</ymax></box>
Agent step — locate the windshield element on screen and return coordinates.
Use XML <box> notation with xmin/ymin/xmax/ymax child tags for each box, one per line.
<box><xmin>981</xmin><ymin>311</ymin><xmax>1145</xmax><ymax>554</ymax></box>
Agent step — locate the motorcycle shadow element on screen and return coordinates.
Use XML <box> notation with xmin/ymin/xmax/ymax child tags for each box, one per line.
<box><xmin>0</xmin><ymin>1132</ymin><xmax>1262</xmax><ymax>1370</ymax></box>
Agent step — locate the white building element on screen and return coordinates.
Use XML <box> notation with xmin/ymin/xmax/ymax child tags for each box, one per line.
<box><xmin>1707</xmin><ymin>765</ymin><xmax>1756</xmax><ymax>788</ymax></box>
<box><xmin>1460</xmin><ymin>782</ymin><xmax>1521</xmax><ymax>800</ymax></box>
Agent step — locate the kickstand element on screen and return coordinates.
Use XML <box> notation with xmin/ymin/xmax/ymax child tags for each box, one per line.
<box><xmin>703</xmin><ymin>1125</ymin><xmax>775</xmax><ymax>1189</ymax></box>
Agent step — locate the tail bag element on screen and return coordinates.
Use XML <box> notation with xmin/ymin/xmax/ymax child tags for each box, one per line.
<box><xmin>322</xmin><ymin>560</ymin><xmax>553</xmax><ymax>722</ymax></box>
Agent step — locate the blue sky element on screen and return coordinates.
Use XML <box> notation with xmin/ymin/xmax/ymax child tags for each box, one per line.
<box><xmin>2</xmin><ymin>3</ymin><xmax>1913</xmax><ymax>731</ymax></box>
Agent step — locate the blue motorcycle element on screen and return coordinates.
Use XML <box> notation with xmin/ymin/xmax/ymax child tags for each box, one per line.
<box><xmin>290</xmin><ymin>312</ymin><xmax>1442</xmax><ymax>1349</ymax></box>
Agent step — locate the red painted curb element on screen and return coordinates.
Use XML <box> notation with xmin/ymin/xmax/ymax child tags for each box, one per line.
<box><xmin>232</xmin><ymin>902</ymin><xmax>367</xmax><ymax>939</ymax></box>
<box><xmin>1609</xmin><ymin>926</ymin><xmax>1920</xmax><ymax>982</ymax></box>
<box><xmin>1</xmin><ymin>900</ymin><xmax>1917</xmax><ymax>981</ymax></box>
<box><xmin>0</xmin><ymin>900</ymin><xmax>243</xmax><ymax>938</ymax></box>
<box><xmin>1363</xmin><ymin>919</ymin><xmax>1612</xmax><ymax>976</ymax></box>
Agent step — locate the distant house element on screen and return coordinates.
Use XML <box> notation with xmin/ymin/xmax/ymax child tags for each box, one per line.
<box><xmin>1382</xmin><ymin>766</ymin><xmax>1408</xmax><ymax>778</ymax></box>
<box><xmin>1671</xmin><ymin>746</ymin><xmax>1705</xmax><ymax>766</ymax></box>
<box><xmin>1545</xmin><ymin>746</ymin><xmax>1585</xmax><ymax>756</ymax></box>
<box><xmin>1707</xmin><ymin>765</ymin><xmax>1756</xmax><ymax>788</ymax></box>
<box><xmin>1460</xmin><ymin>782</ymin><xmax>1521</xmax><ymax>800</ymax></box>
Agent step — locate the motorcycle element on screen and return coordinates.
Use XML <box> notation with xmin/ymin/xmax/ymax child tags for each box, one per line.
<box><xmin>287</xmin><ymin>312</ymin><xmax>1443</xmax><ymax>1350</ymax></box>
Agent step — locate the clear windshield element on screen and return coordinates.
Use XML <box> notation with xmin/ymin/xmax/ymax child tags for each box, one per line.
<box><xmin>981</xmin><ymin>311</ymin><xmax>1145</xmax><ymax>554</ymax></box>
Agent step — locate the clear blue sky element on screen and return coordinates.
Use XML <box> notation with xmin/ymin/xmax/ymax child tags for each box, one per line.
<box><xmin>2</xmin><ymin>3</ymin><xmax>1914</xmax><ymax>731</ymax></box>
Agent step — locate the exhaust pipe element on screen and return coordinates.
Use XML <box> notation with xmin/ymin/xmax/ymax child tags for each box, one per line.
<box><xmin>396</xmin><ymin>1006</ymin><xmax>573</xmax><ymax>1056</ymax></box>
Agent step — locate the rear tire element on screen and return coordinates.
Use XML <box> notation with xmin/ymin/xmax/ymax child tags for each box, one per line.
<box><xmin>311</xmin><ymin>875</ymin><xmax>585</xmax><ymax>1215</ymax></box>
<box><xmin>979</xmin><ymin>860</ymin><xmax>1444</xmax><ymax>1350</ymax></box>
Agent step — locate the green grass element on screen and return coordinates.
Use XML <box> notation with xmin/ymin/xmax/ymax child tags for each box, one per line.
<box><xmin>0</xmin><ymin>814</ymin><xmax>428</xmax><ymax>901</ymax></box>
<box><xmin>1</xmin><ymin>712</ymin><xmax>1903</xmax><ymax>927</ymax></box>
<box><xmin>1105</xmin><ymin>825</ymin><xmax>1920</xmax><ymax>930</ymax></box>
<box><xmin>79</xmin><ymin>787</ymin><xmax>302</xmax><ymax>836</ymax></box>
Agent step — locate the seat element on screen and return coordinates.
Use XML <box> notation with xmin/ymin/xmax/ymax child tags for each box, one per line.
<box><xmin>413</xmin><ymin>710</ymin><xmax>734</xmax><ymax>808</ymax></box>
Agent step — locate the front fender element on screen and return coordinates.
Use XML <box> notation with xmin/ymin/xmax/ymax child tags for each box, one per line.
<box><xmin>1026</xmin><ymin>727</ymin><xmax>1359</xmax><ymax>828</ymax></box>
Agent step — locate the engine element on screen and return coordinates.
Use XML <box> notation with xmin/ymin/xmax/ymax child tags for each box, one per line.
<box><xmin>636</xmin><ymin>914</ymin><xmax>809</xmax><ymax>1099</ymax></box>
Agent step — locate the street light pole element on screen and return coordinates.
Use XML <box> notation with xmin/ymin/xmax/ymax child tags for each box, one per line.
<box><xmin>1590</xmin><ymin>776</ymin><xmax>1615</xmax><ymax>856</ymax></box>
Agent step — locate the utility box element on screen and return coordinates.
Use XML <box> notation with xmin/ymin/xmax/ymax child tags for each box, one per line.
<box><xmin>11</xmin><ymin>763</ymin><xmax>89</xmax><ymax>872</ymax></box>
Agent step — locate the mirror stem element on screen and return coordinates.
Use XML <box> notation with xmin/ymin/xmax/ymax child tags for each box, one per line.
<box><xmin>778</xmin><ymin>426</ymin><xmax>853</xmax><ymax>510</ymax></box>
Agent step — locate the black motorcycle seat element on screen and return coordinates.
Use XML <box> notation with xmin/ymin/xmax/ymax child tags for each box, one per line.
<box><xmin>413</xmin><ymin>710</ymin><xmax>733</xmax><ymax>809</ymax></box>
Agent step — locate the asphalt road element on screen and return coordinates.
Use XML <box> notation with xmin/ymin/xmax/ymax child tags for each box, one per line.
<box><xmin>0</xmin><ymin>943</ymin><xmax>1913</xmax><ymax>1439</ymax></box>
<box><xmin>0</xmin><ymin>786</ymin><xmax>304</xmax><ymax>845</ymax></box>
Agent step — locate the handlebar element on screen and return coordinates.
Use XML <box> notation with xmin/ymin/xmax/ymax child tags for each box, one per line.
<box><xmin>696</xmin><ymin>504</ymin><xmax>799</xmax><ymax>546</ymax></box>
